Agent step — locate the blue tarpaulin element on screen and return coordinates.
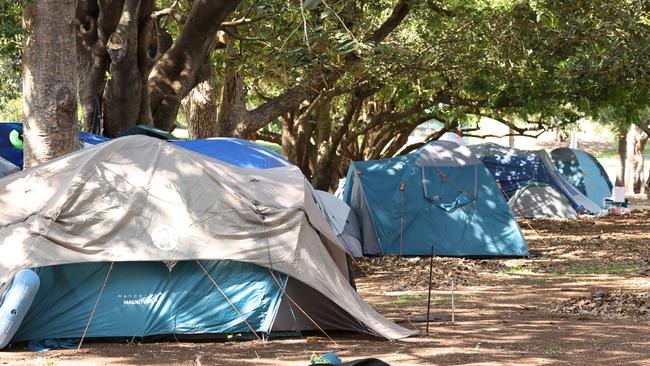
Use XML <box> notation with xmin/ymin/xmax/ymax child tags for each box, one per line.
<box><xmin>0</xmin><ymin>122</ymin><xmax>288</xmax><ymax>169</ymax></box>
<box><xmin>0</xmin><ymin>123</ymin><xmax>109</xmax><ymax>167</ymax></box>
<box><xmin>171</xmin><ymin>139</ymin><xmax>289</xmax><ymax>168</ymax></box>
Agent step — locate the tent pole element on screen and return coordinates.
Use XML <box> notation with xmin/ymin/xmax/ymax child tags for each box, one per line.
<box><xmin>400</xmin><ymin>183</ymin><xmax>405</xmax><ymax>257</ymax></box>
<box><xmin>259</xmin><ymin>214</ymin><xmax>338</xmax><ymax>345</ymax></box>
<box><xmin>78</xmin><ymin>262</ymin><xmax>115</xmax><ymax>350</ymax></box>
<box><xmin>425</xmin><ymin>245</ymin><xmax>434</xmax><ymax>334</ymax></box>
<box><xmin>451</xmin><ymin>278</ymin><xmax>455</xmax><ymax>323</ymax></box>
<box><xmin>266</xmin><ymin>269</ymin><xmax>338</xmax><ymax>346</ymax></box>
<box><xmin>196</xmin><ymin>260</ymin><xmax>263</xmax><ymax>341</ymax></box>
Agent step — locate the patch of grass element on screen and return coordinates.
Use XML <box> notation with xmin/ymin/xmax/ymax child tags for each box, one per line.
<box><xmin>393</xmin><ymin>293</ymin><xmax>465</xmax><ymax>307</ymax></box>
<box><xmin>255</xmin><ymin>140</ymin><xmax>283</xmax><ymax>155</ymax></box>
<box><xmin>41</xmin><ymin>360</ymin><xmax>55</xmax><ymax>366</ymax></box>
<box><xmin>393</xmin><ymin>293</ymin><xmax>426</xmax><ymax>305</ymax></box>
<box><xmin>171</xmin><ymin>127</ymin><xmax>189</xmax><ymax>140</ymax></box>
<box><xmin>501</xmin><ymin>266</ymin><xmax>536</xmax><ymax>275</ymax></box>
<box><xmin>561</xmin><ymin>263</ymin><xmax>639</xmax><ymax>275</ymax></box>
<box><xmin>544</xmin><ymin>346</ymin><xmax>564</xmax><ymax>355</ymax></box>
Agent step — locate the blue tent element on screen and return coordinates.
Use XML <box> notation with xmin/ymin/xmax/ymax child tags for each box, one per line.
<box><xmin>343</xmin><ymin>141</ymin><xmax>528</xmax><ymax>257</ymax></box>
<box><xmin>0</xmin><ymin>122</ymin><xmax>109</xmax><ymax>167</ymax></box>
<box><xmin>9</xmin><ymin>138</ymin><xmax>369</xmax><ymax>348</ymax></box>
<box><xmin>551</xmin><ymin>148</ymin><xmax>612</xmax><ymax>208</ymax></box>
<box><xmin>468</xmin><ymin>143</ymin><xmax>603</xmax><ymax>214</ymax></box>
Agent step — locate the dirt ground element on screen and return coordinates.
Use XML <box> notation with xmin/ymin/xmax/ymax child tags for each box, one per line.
<box><xmin>5</xmin><ymin>209</ymin><xmax>650</xmax><ymax>365</ymax></box>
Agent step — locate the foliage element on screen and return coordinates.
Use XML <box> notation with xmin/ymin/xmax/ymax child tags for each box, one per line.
<box><xmin>0</xmin><ymin>96</ymin><xmax>22</xmax><ymax>121</ymax></box>
<box><xmin>0</xmin><ymin>0</ymin><xmax>21</xmax><ymax>112</ymax></box>
<box><xmin>0</xmin><ymin>0</ymin><xmax>648</xmax><ymax>177</ymax></box>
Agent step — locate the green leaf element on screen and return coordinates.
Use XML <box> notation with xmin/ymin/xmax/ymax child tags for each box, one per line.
<box><xmin>303</xmin><ymin>0</ymin><xmax>321</xmax><ymax>11</ymax></box>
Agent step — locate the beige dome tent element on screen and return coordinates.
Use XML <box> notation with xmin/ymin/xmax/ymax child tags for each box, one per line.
<box><xmin>509</xmin><ymin>183</ymin><xmax>578</xmax><ymax>219</ymax></box>
<box><xmin>0</xmin><ymin>136</ymin><xmax>415</xmax><ymax>341</ymax></box>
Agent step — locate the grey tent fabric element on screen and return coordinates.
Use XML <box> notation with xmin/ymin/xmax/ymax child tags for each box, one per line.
<box><xmin>509</xmin><ymin>183</ymin><xmax>578</xmax><ymax>219</ymax></box>
<box><xmin>0</xmin><ymin>156</ymin><xmax>19</xmax><ymax>178</ymax></box>
<box><xmin>315</xmin><ymin>190</ymin><xmax>363</xmax><ymax>257</ymax></box>
<box><xmin>0</xmin><ymin>136</ymin><xmax>416</xmax><ymax>340</ymax></box>
<box><xmin>334</xmin><ymin>178</ymin><xmax>346</xmax><ymax>199</ymax></box>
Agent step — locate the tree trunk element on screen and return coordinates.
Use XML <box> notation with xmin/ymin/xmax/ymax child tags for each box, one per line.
<box><xmin>149</xmin><ymin>0</ymin><xmax>241</xmax><ymax>132</ymax></box>
<box><xmin>216</xmin><ymin>42</ymin><xmax>246</xmax><ymax>137</ymax></box>
<box><xmin>102</xmin><ymin>0</ymin><xmax>154</xmax><ymax>137</ymax></box>
<box><xmin>626</xmin><ymin>124</ymin><xmax>649</xmax><ymax>193</ymax></box>
<box><xmin>181</xmin><ymin>72</ymin><xmax>218</xmax><ymax>139</ymax></box>
<box><xmin>508</xmin><ymin>127</ymin><xmax>515</xmax><ymax>148</ymax></box>
<box><xmin>74</xmin><ymin>1</ymin><xmax>237</xmax><ymax>136</ymax></box>
<box><xmin>75</xmin><ymin>0</ymin><xmax>121</xmax><ymax>132</ymax></box>
<box><xmin>615</xmin><ymin>130</ymin><xmax>627</xmax><ymax>187</ymax></box>
<box><xmin>22</xmin><ymin>0</ymin><xmax>80</xmax><ymax>168</ymax></box>
<box><xmin>215</xmin><ymin>0</ymin><xmax>411</xmax><ymax>139</ymax></box>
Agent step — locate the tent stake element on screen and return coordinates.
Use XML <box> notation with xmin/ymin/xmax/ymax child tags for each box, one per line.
<box><xmin>425</xmin><ymin>245</ymin><xmax>434</xmax><ymax>334</ymax></box>
<box><xmin>451</xmin><ymin>278</ymin><xmax>455</xmax><ymax>323</ymax></box>
<box><xmin>399</xmin><ymin>183</ymin><xmax>405</xmax><ymax>257</ymax></box>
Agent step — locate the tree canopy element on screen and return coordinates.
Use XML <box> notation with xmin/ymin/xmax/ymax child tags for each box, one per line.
<box><xmin>0</xmin><ymin>0</ymin><xmax>648</xmax><ymax>186</ymax></box>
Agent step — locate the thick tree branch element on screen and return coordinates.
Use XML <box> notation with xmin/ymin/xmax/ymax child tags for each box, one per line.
<box><xmin>255</xmin><ymin>130</ymin><xmax>282</xmax><ymax>144</ymax></box>
<box><xmin>149</xmin><ymin>0</ymin><xmax>242</xmax><ymax>131</ymax></box>
<box><xmin>365</xmin><ymin>0</ymin><xmax>410</xmax><ymax>45</ymax></box>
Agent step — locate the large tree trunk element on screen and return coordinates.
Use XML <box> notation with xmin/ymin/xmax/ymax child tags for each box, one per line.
<box><xmin>22</xmin><ymin>0</ymin><xmax>80</xmax><ymax>168</ymax></box>
<box><xmin>216</xmin><ymin>42</ymin><xmax>247</xmax><ymax>137</ymax></box>
<box><xmin>627</xmin><ymin>124</ymin><xmax>649</xmax><ymax>194</ymax></box>
<box><xmin>75</xmin><ymin>0</ymin><xmax>159</xmax><ymax>136</ymax></box>
<box><xmin>615</xmin><ymin>130</ymin><xmax>627</xmax><ymax>187</ymax></box>
<box><xmin>181</xmin><ymin>76</ymin><xmax>218</xmax><ymax>139</ymax></box>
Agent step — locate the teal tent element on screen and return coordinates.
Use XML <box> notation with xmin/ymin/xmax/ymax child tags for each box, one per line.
<box><xmin>14</xmin><ymin>261</ymin><xmax>288</xmax><ymax>342</ymax></box>
<box><xmin>343</xmin><ymin>141</ymin><xmax>528</xmax><ymax>257</ymax></box>
<box><xmin>551</xmin><ymin>148</ymin><xmax>612</xmax><ymax>209</ymax></box>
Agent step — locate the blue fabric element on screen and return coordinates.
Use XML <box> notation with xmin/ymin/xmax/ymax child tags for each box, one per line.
<box><xmin>171</xmin><ymin>139</ymin><xmax>290</xmax><ymax>168</ymax></box>
<box><xmin>14</xmin><ymin>261</ymin><xmax>287</xmax><ymax>341</ymax></box>
<box><xmin>0</xmin><ymin>123</ymin><xmax>287</xmax><ymax>170</ymax></box>
<box><xmin>481</xmin><ymin>155</ymin><xmax>551</xmax><ymax>198</ymax></box>
<box><xmin>345</xmin><ymin>146</ymin><xmax>528</xmax><ymax>257</ymax></box>
<box><xmin>0</xmin><ymin>123</ymin><xmax>109</xmax><ymax>168</ymax></box>
<box><xmin>0</xmin><ymin>123</ymin><xmax>25</xmax><ymax>167</ymax></box>
<box><xmin>27</xmin><ymin>339</ymin><xmax>78</xmax><ymax>352</ymax></box>
<box><xmin>80</xmin><ymin>132</ymin><xmax>110</xmax><ymax>145</ymax></box>
<box><xmin>552</xmin><ymin>148</ymin><xmax>612</xmax><ymax>209</ymax></box>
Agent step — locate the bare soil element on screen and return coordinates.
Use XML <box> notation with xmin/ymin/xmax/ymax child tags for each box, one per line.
<box><xmin>5</xmin><ymin>210</ymin><xmax>650</xmax><ymax>365</ymax></box>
